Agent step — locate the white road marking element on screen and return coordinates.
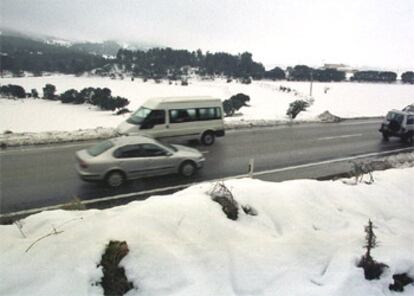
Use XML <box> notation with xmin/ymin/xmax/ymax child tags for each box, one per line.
<box><xmin>318</xmin><ymin>133</ymin><xmax>363</xmax><ymax>141</ymax></box>
<box><xmin>2</xmin><ymin>146</ymin><xmax>413</xmax><ymax>219</ymax></box>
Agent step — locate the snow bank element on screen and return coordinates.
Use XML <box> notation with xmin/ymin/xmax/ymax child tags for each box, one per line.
<box><xmin>1</xmin><ymin>167</ymin><xmax>413</xmax><ymax>296</ymax></box>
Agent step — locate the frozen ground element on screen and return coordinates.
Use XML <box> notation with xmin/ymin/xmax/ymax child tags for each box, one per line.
<box><xmin>0</xmin><ymin>167</ymin><xmax>413</xmax><ymax>296</ymax></box>
<box><xmin>1</xmin><ymin>75</ymin><xmax>413</xmax><ymax>146</ymax></box>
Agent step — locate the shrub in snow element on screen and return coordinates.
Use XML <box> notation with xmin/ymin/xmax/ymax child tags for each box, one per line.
<box><xmin>223</xmin><ymin>93</ymin><xmax>251</xmax><ymax>117</ymax></box>
<box><xmin>357</xmin><ymin>219</ymin><xmax>388</xmax><ymax>280</ymax></box>
<box><xmin>389</xmin><ymin>273</ymin><xmax>414</xmax><ymax>292</ymax></box>
<box><xmin>115</xmin><ymin>108</ymin><xmax>131</xmax><ymax>115</ymax></box>
<box><xmin>209</xmin><ymin>182</ymin><xmax>239</xmax><ymax>220</ymax></box>
<box><xmin>0</xmin><ymin>84</ymin><xmax>26</xmax><ymax>98</ymax></box>
<box><xmin>42</xmin><ymin>84</ymin><xmax>57</xmax><ymax>100</ymax></box>
<box><xmin>286</xmin><ymin>99</ymin><xmax>310</xmax><ymax>119</ymax></box>
<box><xmin>98</xmin><ymin>241</ymin><xmax>135</xmax><ymax>296</ymax></box>
<box><xmin>60</xmin><ymin>89</ymin><xmax>79</xmax><ymax>104</ymax></box>
<box><xmin>181</xmin><ymin>79</ymin><xmax>189</xmax><ymax>86</ymax></box>
<box><xmin>401</xmin><ymin>71</ymin><xmax>414</xmax><ymax>84</ymax></box>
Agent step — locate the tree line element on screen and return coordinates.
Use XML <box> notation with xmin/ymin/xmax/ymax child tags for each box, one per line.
<box><xmin>1</xmin><ymin>35</ymin><xmax>414</xmax><ymax>83</ymax></box>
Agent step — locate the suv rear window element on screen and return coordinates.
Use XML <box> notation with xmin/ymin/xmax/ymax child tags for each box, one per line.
<box><xmin>386</xmin><ymin>112</ymin><xmax>404</xmax><ymax>123</ymax></box>
<box><xmin>87</xmin><ymin>140</ymin><xmax>114</xmax><ymax>156</ymax></box>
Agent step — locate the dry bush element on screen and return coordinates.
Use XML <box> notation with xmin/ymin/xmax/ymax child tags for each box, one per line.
<box><xmin>98</xmin><ymin>240</ymin><xmax>134</xmax><ymax>296</ymax></box>
<box><xmin>209</xmin><ymin>182</ymin><xmax>239</xmax><ymax>220</ymax></box>
<box><xmin>389</xmin><ymin>273</ymin><xmax>414</xmax><ymax>292</ymax></box>
<box><xmin>61</xmin><ymin>196</ymin><xmax>86</xmax><ymax>211</ymax></box>
<box><xmin>357</xmin><ymin>219</ymin><xmax>388</xmax><ymax>280</ymax></box>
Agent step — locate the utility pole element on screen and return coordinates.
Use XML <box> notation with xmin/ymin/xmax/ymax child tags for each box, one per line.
<box><xmin>309</xmin><ymin>70</ymin><xmax>313</xmax><ymax>97</ymax></box>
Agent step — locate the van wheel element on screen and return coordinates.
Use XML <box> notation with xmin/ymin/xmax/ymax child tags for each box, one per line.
<box><xmin>105</xmin><ymin>170</ymin><xmax>125</xmax><ymax>188</ymax></box>
<box><xmin>201</xmin><ymin>131</ymin><xmax>215</xmax><ymax>146</ymax></box>
<box><xmin>179</xmin><ymin>161</ymin><xmax>196</xmax><ymax>177</ymax></box>
<box><xmin>382</xmin><ymin>132</ymin><xmax>389</xmax><ymax>141</ymax></box>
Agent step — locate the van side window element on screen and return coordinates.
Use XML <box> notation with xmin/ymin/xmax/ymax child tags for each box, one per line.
<box><xmin>407</xmin><ymin>115</ymin><xmax>414</xmax><ymax>125</ymax></box>
<box><xmin>169</xmin><ymin>109</ymin><xmax>197</xmax><ymax>123</ymax></box>
<box><xmin>199</xmin><ymin>107</ymin><xmax>221</xmax><ymax>120</ymax></box>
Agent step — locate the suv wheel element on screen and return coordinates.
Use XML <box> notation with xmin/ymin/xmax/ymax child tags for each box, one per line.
<box><xmin>382</xmin><ymin>131</ymin><xmax>389</xmax><ymax>141</ymax></box>
<box><xmin>403</xmin><ymin>132</ymin><xmax>413</xmax><ymax>145</ymax></box>
<box><xmin>179</xmin><ymin>161</ymin><xmax>196</xmax><ymax>177</ymax></box>
<box><xmin>105</xmin><ymin>171</ymin><xmax>125</xmax><ymax>187</ymax></box>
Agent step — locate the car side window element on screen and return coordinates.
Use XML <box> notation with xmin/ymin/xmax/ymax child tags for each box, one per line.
<box><xmin>407</xmin><ymin>115</ymin><xmax>414</xmax><ymax>125</ymax></box>
<box><xmin>141</xmin><ymin>144</ymin><xmax>168</xmax><ymax>157</ymax></box>
<box><xmin>113</xmin><ymin>145</ymin><xmax>144</xmax><ymax>158</ymax></box>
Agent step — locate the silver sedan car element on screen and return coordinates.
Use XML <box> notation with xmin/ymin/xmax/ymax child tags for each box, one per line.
<box><xmin>76</xmin><ymin>135</ymin><xmax>205</xmax><ymax>187</ymax></box>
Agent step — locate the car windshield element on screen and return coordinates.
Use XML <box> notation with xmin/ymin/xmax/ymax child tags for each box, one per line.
<box><xmin>386</xmin><ymin>112</ymin><xmax>404</xmax><ymax>123</ymax></box>
<box><xmin>127</xmin><ymin>107</ymin><xmax>152</xmax><ymax>125</ymax></box>
<box><xmin>87</xmin><ymin>140</ymin><xmax>114</xmax><ymax>156</ymax></box>
<box><xmin>155</xmin><ymin>139</ymin><xmax>178</xmax><ymax>152</ymax></box>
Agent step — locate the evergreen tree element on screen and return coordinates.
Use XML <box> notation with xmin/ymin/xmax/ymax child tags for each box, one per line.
<box><xmin>43</xmin><ymin>84</ymin><xmax>57</xmax><ymax>100</ymax></box>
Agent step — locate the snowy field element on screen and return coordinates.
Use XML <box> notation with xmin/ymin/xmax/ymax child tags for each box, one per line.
<box><xmin>1</xmin><ymin>75</ymin><xmax>414</xmax><ymax>134</ymax></box>
<box><xmin>0</xmin><ymin>167</ymin><xmax>413</xmax><ymax>296</ymax></box>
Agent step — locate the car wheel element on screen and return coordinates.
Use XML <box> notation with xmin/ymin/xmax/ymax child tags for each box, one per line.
<box><xmin>382</xmin><ymin>131</ymin><xmax>389</xmax><ymax>141</ymax></box>
<box><xmin>105</xmin><ymin>170</ymin><xmax>125</xmax><ymax>188</ymax></box>
<box><xmin>201</xmin><ymin>131</ymin><xmax>215</xmax><ymax>146</ymax></box>
<box><xmin>179</xmin><ymin>161</ymin><xmax>196</xmax><ymax>177</ymax></box>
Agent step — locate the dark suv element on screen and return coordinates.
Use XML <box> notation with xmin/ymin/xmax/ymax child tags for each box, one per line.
<box><xmin>379</xmin><ymin>110</ymin><xmax>414</xmax><ymax>145</ymax></box>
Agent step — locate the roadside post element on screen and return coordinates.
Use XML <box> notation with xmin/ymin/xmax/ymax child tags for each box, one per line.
<box><xmin>248</xmin><ymin>158</ymin><xmax>254</xmax><ymax>178</ymax></box>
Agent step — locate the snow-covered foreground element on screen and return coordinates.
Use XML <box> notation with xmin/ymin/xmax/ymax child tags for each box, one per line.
<box><xmin>1</xmin><ymin>75</ymin><xmax>414</xmax><ymax>134</ymax></box>
<box><xmin>1</xmin><ymin>168</ymin><xmax>413</xmax><ymax>296</ymax></box>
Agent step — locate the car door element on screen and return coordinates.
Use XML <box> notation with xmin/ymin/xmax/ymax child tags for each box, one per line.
<box><xmin>140</xmin><ymin>143</ymin><xmax>177</xmax><ymax>176</ymax></box>
<box><xmin>113</xmin><ymin>144</ymin><xmax>150</xmax><ymax>179</ymax></box>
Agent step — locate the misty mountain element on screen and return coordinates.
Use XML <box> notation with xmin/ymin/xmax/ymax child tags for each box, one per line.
<box><xmin>0</xmin><ymin>35</ymin><xmax>108</xmax><ymax>75</ymax></box>
<box><xmin>68</xmin><ymin>41</ymin><xmax>121</xmax><ymax>57</ymax></box>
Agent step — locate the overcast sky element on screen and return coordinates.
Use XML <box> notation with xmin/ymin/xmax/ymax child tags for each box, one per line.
<box><xmin>1</xmin><ymin>0</ymin><xmax>413</xmax><ymax>70</ymax></box>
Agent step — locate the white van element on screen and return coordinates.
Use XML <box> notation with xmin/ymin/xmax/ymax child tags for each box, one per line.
<box><xmin>116</xmin><ymin>96</ymin><xmax>225</xmax><ymax>145</ymax></box>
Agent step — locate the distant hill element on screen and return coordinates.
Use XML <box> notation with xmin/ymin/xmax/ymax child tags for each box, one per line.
<box><xmin>0</xmin><ymin>35</ymin><xmax>108</xmax><ymax>75</ymax></box>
